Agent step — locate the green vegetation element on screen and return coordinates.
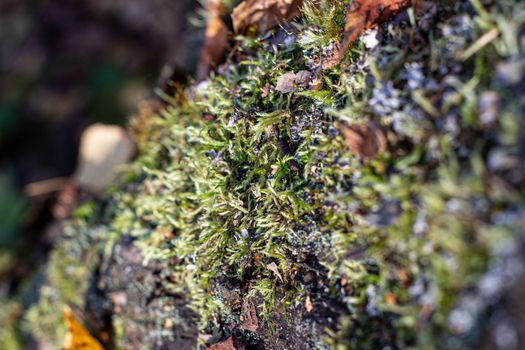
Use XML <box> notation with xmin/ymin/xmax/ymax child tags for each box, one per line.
<box><xmin>3</xmin><ymin>0</ymin><xmax>524</xmax><ymax>349</ymax></box>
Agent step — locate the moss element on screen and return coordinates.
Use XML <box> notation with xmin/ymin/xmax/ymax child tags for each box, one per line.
<box><xmin>0</xmin><ymin>300</ymin><xmax>23</xmax><ymax>350</ymax></box>
<box><xmin>4</xmin><ymin>0</ymin><xmax>525</xmax><ymax>348</ymax></box>
<box><xmin>22</xmin><ymin>221</ymin><xmax>109</xmax><ymax>346</ymax></box>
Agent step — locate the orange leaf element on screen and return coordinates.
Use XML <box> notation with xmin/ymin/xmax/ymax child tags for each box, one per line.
<box><xmin>63</xmin><ymin>305</ymin><xmax>104</xmax><ymax>350</ymax></box>
<box><xmin>231</xmin><ymin>0</ymin><xmax>303</xmax><ymax>34</ymax></box>
<box><xmin>341</xmin><ymin>120</ymin><xmax>387</xmax><ymax>160</ymax></box>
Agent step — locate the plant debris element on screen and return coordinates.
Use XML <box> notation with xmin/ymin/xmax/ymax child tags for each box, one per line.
<box><xmin>240</xmin><ymin>297</ymin><xmax>259</xmax><ymax>332</ymax></box>
<box><xmin>63</xmin><ymin>306</ymin><xmax>104</xmax><ymax>350</ymax></box>
<box><xmin>207</xmin><ymin>337</ymin><xmax>245</xmax><ymax>350</ymax></box>
<box><xmin>305</xmin><ymin>295</ymin><xmax>313</xmax><ymax>312</ymax></box>
<box><xmin>267</xmin><ymin>262</ymin><xmax>284</xmax><ymax>282</ymax></box>
<box><xmin>340</xmin><ymin>120</ymin><xmax>387</xmax><ymax>160</ymax></box>
<box><xmin>232</xmin><ymin>0</ymin><xmax>303</xmax><ymax>34</ymax></box>
<box><xmin>324</xmin><ymin>0</ymin><xmax>412</xmax><ymax>68</ymax></box>
<box><xmin>197</xmin><ymin>0</ymin><xmax>229</xmax><ymax>80</ymax></box>
<box><xmin>275</xmin><ymin>70</ymin><xmax>312</xmax><ymax>93</ymax></box>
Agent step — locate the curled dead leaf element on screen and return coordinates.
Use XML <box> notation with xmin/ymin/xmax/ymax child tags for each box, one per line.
<box><xmin>232</xmin><ymin>0</ymin><xmax>303</xmax><ymax>34</ymax></box>
<box><xmin>197</xmin><ymin>0</ymin><xmax>229</xmax><ymax>80</ymax></box>
<box><xmin>294</xmin><ymin>70</ymin><xmax>312</xmax><ymax>86</ymax></box>
<box><xmin>341</xmin><ymin>120</ymin><xmax>387</xmax><ymax>160</ymax></box>
<box><xmin>267</xmin><ymin>262</ymin><xmax>284</xmax><ymax>282</ymax></box>
<box><xmin>324</xmin><ymin>0</ymin><xmax>412</xmax><ymax>69</ymax></box>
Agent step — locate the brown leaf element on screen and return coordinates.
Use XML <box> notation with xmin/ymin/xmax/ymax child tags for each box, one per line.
<box><xmin>240</xmin><ymin>297</ymin><xmax>259</xmax><ymax>332</ymax></box>
<box><xmin>325</xmin><ymin>0</ymin><xmax>412</xmax><ymax>69</ymax></box>
<box><xmin>275</xmin><ymin>72</ymin><xmax>296</xmax><ymax>93</ymax></box>
<box><xmin>207</xmin><ymin>337</ymin><xmax>245</xmax><ymax>350</ymax></box>
<box><xmin>275</xmin><ymin>70</ymin><xmax>312</xmax><ymax>93</ymax></box>
<box><xmin>294</xmin><ymin>70</ymin><xmax>312</xmax><ymax>86</ymax></box>
<box><xmin>232</xmin><ymin>0</ymin><xmax>303</xmax><ymax>34</ymax></box>
<box><xmin>321</xmin><ymin>42</ymin><xmax>343</xmax><ymax>69</ymax></box>
<box><xmin>197</xmin><ymin>0</ymin><xmax>229</xmax><ymax>80</ymax></box>
<box><xmin>341</xmin><ymin>120</ymin><xmax>387</xmax><ymax>160</ymax></box>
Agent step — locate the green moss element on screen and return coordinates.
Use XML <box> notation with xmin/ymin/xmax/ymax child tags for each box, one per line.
<box><xmin>0</xmin><ymin>300</ymin><xmax>23</xmax><ymax>350</ymax></box>
<box><xmin>5</xmin><ymin>0</ymin><xmax>525</xmax><ymax>348</ymax></box>
<box><xmin>23</xmin><ymin>222</ymin><xmax>109</xmax><ymax>347</ymax></box>
<box><xmin>115</xmin><ymin>0</ymin><xmax>525</xmax><ymax>347</ymax></box>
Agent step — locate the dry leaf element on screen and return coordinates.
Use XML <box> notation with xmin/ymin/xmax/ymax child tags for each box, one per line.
<box><xmin>305</xmin><ymin>295</ymin><xmax>314</xmax><ymax>312</ymax></box>
<box><xmin>63</xmin><ymin>305</ymin><xmax>104</xmax><ymax>350</ymax></box>
<box><xmin>267</xmin><ymin>262</ymin><xmax>284</xmax><ymax>282</ymax></box>
<box><xmin>197</xmin><ymin>0</ymin><xmax>229</xmax><ymax>80</ymax></box>
<box><xmin>207</xmin><ymin>337</ymin><xmax>245</xmax><ymax>350</ymax></box>
<box><xmin>341</xmin><ymin>120</ymin><xmax>387</xmax><ymax>160</ymax></box>
<box><xmin>74</xmin><ymin>124</ymin><xmax>135</xmax><ymax>192</ymax></box>
<box><xmin>324</xmin><ymin>0</ymin><xmax>411</xmax><ymax>69</ymax></box>
<box><xmin>321</xmin><ymin>42</ymin><xmax>343</xmax><ymax>69</ymax></box>
<box><xmin>232</xmin><ymin>0</ymin><xmax>303</xmax><ymax>34</ymax></box>
<box><xmin>275</xmin><ymin>72</ymin><xmax>297</xmax><ymax>93</ymax></box>
<box><xmin>294</xmin><ymin>70</ymin><xmax>312</xmax><ymax>86</ymax></box>
<box><xmin>275</xmin><ymin>70</ymin><xmax>312</xmax><ymax>93</ymax></box>
<box><xmin>240</xmin><ymin>297</ymin><xmax>259</xmax><ymax>332</ymax></box>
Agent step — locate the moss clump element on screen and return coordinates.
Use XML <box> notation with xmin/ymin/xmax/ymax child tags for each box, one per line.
<box><xmin>4</xmin><ymin>0</ymin><xmax>525</xmax><ymax>348</ymax></box>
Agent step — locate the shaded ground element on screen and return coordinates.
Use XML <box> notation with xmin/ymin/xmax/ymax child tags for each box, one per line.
<box><xmin>0</xmin><ymin>0</ymin><xmax>196</xmax><ymax>301</ymax></box>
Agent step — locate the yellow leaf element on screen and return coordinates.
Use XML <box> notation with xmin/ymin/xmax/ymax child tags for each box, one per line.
<box><xmin>63</xmin><ymin>306</ymin><xmax>104</xmax><ymax>350</ymax></box>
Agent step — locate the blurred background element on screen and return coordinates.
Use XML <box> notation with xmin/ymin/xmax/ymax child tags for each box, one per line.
<box><xmin>0</xmin><ymin>0</ymin><xmax>197</xmax><ymax>299</ymax></box>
